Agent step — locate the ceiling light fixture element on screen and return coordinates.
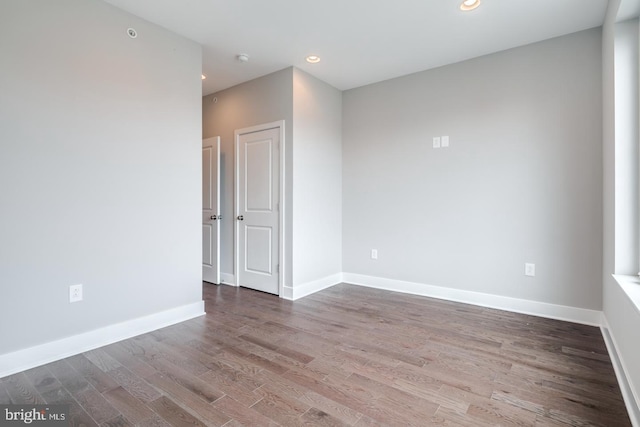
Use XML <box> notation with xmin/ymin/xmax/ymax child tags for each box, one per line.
<box><xmin>460</xmin><ymin>0</ymin><xmax>481</xmax><ymax>11</ymax></box>
<box><xmin>306</xmin><ymin>55</ymin><xmax>321</xmax><ymax>64</ymax></box>
<box><xmin>237</xmin><ymin>53</ymin><xmax>249</xmax><ymax>63</ymax></box>
<box><xmin>201</xmin><ymin>74</ymin><xmax>206</xmax><ymax>80</ymax></box>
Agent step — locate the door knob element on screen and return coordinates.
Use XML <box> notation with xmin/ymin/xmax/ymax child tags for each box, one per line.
<box><xmin>237</xmin><ymin>215</ymin><xmax>244</xmax><ymax>221</ymax></box>
<box><xmin>210</xmin><ymin>215</ymin><xmax>218</xmax><ymax>220</ymax></box>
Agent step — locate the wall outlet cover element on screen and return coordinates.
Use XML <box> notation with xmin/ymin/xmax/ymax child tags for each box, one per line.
<box><xmin>524</xmin><ymin>263</ymin><xmax>535</xmax><ymax>277</ymax></box>
<box><xmin>69</xmin><ymin>284</ymin><xmax>83</xmax><ymax>303</ymax></box>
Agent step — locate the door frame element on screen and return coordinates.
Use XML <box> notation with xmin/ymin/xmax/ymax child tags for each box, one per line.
<box><xmin>234</xmin><ymin>120</ymin><xmax>286</xmax><ymax>297</ymax></box>
<box><xmin>202</xmin><ymin>136</ymin><xmax>220</xmax><ymax>284</ymax></box>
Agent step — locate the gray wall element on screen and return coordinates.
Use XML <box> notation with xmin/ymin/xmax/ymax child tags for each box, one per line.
<box><xmin>202</xmin><ymin>67</ymin><xmax>343</xmax><ymax>291</ymax></box>
<box><xmin>202</xmin><ymin>68</ymin><xmax>294</xmax><ymax>285</ymax></box>
<box><xmin>292</xmin><ymin>69</ymin><xmax>343</xmax><ymax>286</ymax></box>
<box><xmin>0</xmin><ymin>0</ymin><xmax>202</xmax><ymax>354</ymax></box>
<box><xmin>342</xmin><ymin>28</ymin><xmax>603</xmax><ymax>309</ymax></box>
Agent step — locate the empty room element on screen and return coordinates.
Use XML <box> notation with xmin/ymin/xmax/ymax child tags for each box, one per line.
<box><xmin>1</xmin><ymin>0</ymin><xmax>639</xmax><ymax>426</ymax></box>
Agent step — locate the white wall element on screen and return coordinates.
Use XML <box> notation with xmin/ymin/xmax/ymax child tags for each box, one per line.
<box><xmin>202</xmin><ymin>68</ymin><xmax>294</xmax><ymax>285</ymax></box>
<box><xmin>603</xmin><ymin>1</ymin><xmax>619</xmax><ymax>321</ymax></box>
<box><xmin>0</xmin><ymin>0</ymin><xmax>203</xmax><ymax>355</ymax></box>
<box><xmin>342</xmin><ymin>28</ymin><xmax>603</xmax><ymax>310</ymax></box>
<box><xmin>602</xmin><ymin>0</ymin><xmax>640</xmax><ymax>418</ymax></box>
<box><xmin>614</xmin><ymin>19</ymin><xmax>640</xmax><ymax>274</ymax></box>
<box><xmin>292</xmin><ymin>69</ymin><xmax>343</xmax><ymax>292</ymax></box>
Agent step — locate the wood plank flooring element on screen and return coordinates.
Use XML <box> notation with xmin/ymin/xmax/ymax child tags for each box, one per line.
<box><xmin>0</xmin><ymin>283</ymin><xmax>631</xmax><ymax>426</ymax></box>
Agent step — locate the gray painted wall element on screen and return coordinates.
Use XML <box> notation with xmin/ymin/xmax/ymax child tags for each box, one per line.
<box><xmin>292</xmin><ymin>69</ymin><xmax>343</xmax><ymax>286</ymax></box>
<box><xmin>342</xmin><ymin>28</ymin><xmax>603</xmax><ymax>309</ymax></box>
<box><xmin>202</xmin><ymin>68</ymin><xmax>294</xmax><ymax>285</ymax></box>
<box><xmin>0</xmin><ymin>0</ymin><xmax>202</xmax><ymax>354</ymax></box>
<box><xmin>202</xmin><ymin>67</ymin><xmax>343</xmax><ymax>290</ymax></box>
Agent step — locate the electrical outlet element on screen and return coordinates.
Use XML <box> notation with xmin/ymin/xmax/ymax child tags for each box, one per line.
<box><xmin>433</xmin><ymin>137</ymin><xmax>441</xmax><ymax>148</ymax></box>
<box><xmin>524</xmin><ymin>263</ymin><xmax>535</xmax><ymax>277</ymax></box>
<box><xmin>371</xmin><ymin>249</ymin><xmax>378</xmax><ymax>260</ymax></box>
<box><xmin>69</xmin><ymin>284</ymin><xmax>83</xmax><ymax>303</ymax></box>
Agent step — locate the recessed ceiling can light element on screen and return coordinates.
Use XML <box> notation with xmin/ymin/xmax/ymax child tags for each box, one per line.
<box><xmin>127</xmin><ymin>28</ymin><xmax>137</xmax><ymax>38</ymax></box>
<box><xmin>460</xmin><ymin>0</ymin><xmax>480</xmax><ymax>11</ymax></box>
<box><xmin>306</xmin><ymin>55</ymin><xmax>321</xmax><ymax>64</ymax></box>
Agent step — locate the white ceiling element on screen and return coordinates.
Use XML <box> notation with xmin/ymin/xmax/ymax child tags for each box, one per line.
<box><xmin>103</xmin><ymin>0</ymin><xmax>609</xmax><ymax>96</ymax></box>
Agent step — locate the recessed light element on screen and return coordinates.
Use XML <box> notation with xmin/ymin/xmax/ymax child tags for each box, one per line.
<box><xmin>201</xmin><ymin>74</ymin><xmax>206</xmax><ymax>80</ymax></box>
<box><xmin>306</xmin><ymin>55</ymin><xmax>321</xmax><ymax>64</ymax></box>
<box><xmin>460</xmin><ymin>0</ymin><xmax>480</xmax><ymax>11</ymax></box>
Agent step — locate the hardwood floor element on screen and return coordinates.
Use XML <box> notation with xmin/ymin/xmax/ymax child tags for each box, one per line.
<box><xmin>0</xmin><ymin>283</ymin><xmax>631</xmax><ymax>426</ymax></box>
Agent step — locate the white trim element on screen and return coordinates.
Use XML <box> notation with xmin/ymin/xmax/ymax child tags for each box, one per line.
<box><xmin>219</xmin><ymin>272</ymin><xmax>237</xmax><ymax>286</ymax></box>
<box><xmin>341</xmin><ymin>273</ymin><xmax>602</xmax><ymax>326</ymax></box>
<box><xmin>613</xmin><ymin>274</ymin><xmax>640</xmax><ymax>316</ymax></box>
<box><xmin>0</xmin><ymin>301</ymin><xmax>205</xmax><ymax>379</ymax></box>
<box><xmin>282</xmin><ymin>273</ymin><xmax>343</xmax><ymax>301</ymax></box>
<box><xmin>234</xmin><ymin>121</ymin><xmax>286</xmax><ymax>297</ymax></box>
<box><xmin>601</xmin><ymin>315</ymin><xmax>640</xmax><ymax>427</ymax></box>
<box><xmin>202</xmin><ymin>136</ymin><xmax>221</xmax><ymax>285</ymax></box>
<box><xmin>281</xmin><ymin>286</ymin><xmax>294</xmax><ymax>300</ymax></box>
<box><xmin>278</xmin><ymin>121</ymin><xmax>286</xmax><ymax>299</ymax></box>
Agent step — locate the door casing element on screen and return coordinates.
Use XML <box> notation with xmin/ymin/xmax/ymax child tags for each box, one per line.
<box><xmin>202</xmin><ymin>136</ymin><xmax>220</xmax><ymax>284</ymax></box>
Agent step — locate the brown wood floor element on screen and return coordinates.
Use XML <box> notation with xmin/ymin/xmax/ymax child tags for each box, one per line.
<box><xmin>0</xmin><ymin>283</ymin><xmax>631</xmax><ymax>426</ymax></box>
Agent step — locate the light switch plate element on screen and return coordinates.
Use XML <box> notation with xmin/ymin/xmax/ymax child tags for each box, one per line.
<box><xmin>433</xmin><ymin>137</ymin><xmax>441</xmax><ymax>148</ymax></box>
<box><xmin>441</xmin><ymin>135</ymin><xmax>449</xmax><ymax>147</ymax></box>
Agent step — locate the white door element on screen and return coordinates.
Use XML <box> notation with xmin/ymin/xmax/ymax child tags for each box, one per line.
<box><xmin>202</xmin><ymin>136</ymin><xmax>220</xmax><ymax>284</ymax></box>
<box><xmin>235</xmin><ymin>126</ymin><xmax>280</xmax><ymax>295</ymax></box>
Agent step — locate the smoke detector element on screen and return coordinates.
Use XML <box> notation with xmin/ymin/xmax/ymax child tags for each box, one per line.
<box><xmin>237</xmin><ymin>54</ymin><xmax>249</xmax><ymax>63</ymax></box>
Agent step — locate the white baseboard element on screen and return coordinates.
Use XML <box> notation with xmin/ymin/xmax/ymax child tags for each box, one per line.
<box><xmin>341</xmin><ymin>273</ymin><xmax>602</xmax><ymax>326</ymax></box>
<box><xmin>283</xmin><ymin>273</ymin><xmax>343</xmax><ymax>301</ymax></box>
<box><xmin>601</xmin><ymin>316</ymin><xmax>640</xmax><ymax>427</ymax></box>
<box><xmin>281</xmin><ymin>285</ymin><xmax>294</xmax><ymax>300</ymax></box>
<box><xmin>220</xmin><ymin>273</ymin><xmax>236</xmax><ymax>286</ymax></box>
<box><xmin>0</xmin><ymin>301</ymin><xmax>205</xmax><ymax>379</ymax></box>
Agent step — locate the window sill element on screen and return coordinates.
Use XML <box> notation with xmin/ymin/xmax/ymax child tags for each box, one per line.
<box><xmin>612</xmin><ymin>274</ymin><xmax>640</xmax><ymax>316</ymax></box>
